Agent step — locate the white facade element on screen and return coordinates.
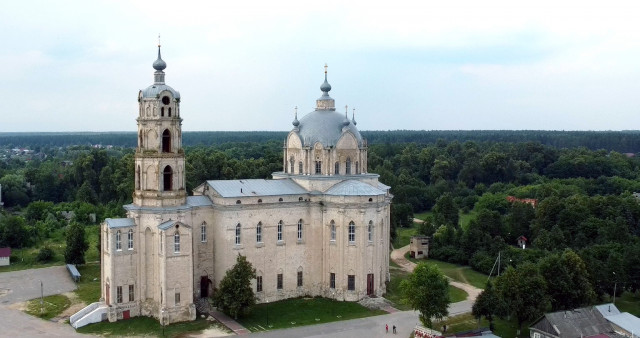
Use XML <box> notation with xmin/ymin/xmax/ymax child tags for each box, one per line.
<box><xmin>94</xmin><ymin>49</ymin><xmax>392</xmax><ymax>325</ymax></box>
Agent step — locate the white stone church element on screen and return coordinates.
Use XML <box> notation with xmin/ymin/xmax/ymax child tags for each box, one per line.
<box><xmin>73</xmin><ymin>46</ymin><xmax>392</xmax><ymax>326</ymax></box>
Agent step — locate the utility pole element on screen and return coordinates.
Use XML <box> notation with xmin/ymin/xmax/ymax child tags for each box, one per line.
<box><xmin>0</xmin><ymin>183</ymin><xmax>4</xmax><ymax>207</ymax></box>
<box><xmin>40</xmin><ymin>280</ymin><xmax>44</xmax><ymax>314</ymax></box>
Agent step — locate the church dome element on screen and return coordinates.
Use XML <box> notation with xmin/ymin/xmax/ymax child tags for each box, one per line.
<box><xmin>141</xmin><ymin>45</ymin><xmax>181</xmax><ymax>99</ymax></box>
<box><xmin>292</xmin><ymin>68</ymin><xmax>363</xmax><ymax>147</ymax></box>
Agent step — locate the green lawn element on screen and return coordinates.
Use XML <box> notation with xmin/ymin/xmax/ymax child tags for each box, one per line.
<box><xmin>77</xmin><ymin>316</ymin><xmax>219</xmax><ymax>337</ymax></box>
<box><xmin>385</xmin><ymin>264</ymin><xmax>467</xmax><ymax>309</ymax></box>
<box><xmin>25</xmin><ymin>294</ymin><xmax>71</xmax><ymax>320</ymax></box>
<box><xmin>616</xmin><ymin>291</ymin><xmax>640</xmax><ymax>317</ymax></box>
<box><xmin>405</xmin><ymin>254</ymin><xmax>488</xmax><ymax>290</ymax></box>
<box><xmin>393</xmin><ymin>226</ymin><xmax>417</xmax><ymax>248</ymax></box>
<box><xmin>236</xmin><ymin>297</ymin><xmax>386</xmax><ymax>332</ymax></box>
<box><xmin>413</xmin><ymin>211</ymin><xmax>432</xmax><ymax>220</ymax></box>
<box><xmin>437</xmin><ymin>314</ymin><xmax>528</xmax><ymax>338</ymax></box>
<box><xmin>459</xmin><ymin>210</ymin><xmax>477</xmax><ymax>231</ymax></box>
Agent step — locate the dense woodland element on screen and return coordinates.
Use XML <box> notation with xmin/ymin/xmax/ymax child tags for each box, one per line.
<box><xmin>1</xmin><ymin>130</ymin><xmax>640</xmax><ymax>323</ymax></box>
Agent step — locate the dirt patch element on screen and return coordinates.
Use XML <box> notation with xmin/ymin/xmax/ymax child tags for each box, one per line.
<box><xmin>7</xmin><ymin>301</ymin><xmax>27</xmax><ymax>311</ymax></box>
<box><xmin>51</xmin><ymin>292</ymin><xmax>86</xmax><ymax>323</ymax></box>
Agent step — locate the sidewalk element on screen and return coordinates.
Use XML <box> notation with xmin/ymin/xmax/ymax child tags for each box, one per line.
<box><xmin>209</xmin><ymin>308</ymin><xmax>251</xmax><ymax>335</ymax></box>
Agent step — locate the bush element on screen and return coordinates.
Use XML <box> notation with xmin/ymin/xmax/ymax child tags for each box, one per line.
<box><xmin>36</xmin><ymin>247</ymin><xmax>54</xmax><ymax>262</ymax></box>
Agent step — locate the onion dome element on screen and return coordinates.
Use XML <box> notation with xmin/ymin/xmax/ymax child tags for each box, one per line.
<box><xmin>342</xmin><ymin>106</ymin><xmax>350</xmax><ymax>127</ymax></box>
<box><xmin>153</xmin><ymin>45</ymin><xmax>167</xmax><ymax>71</ymax></box>
<box><xmin>140</xmin><ymin>43</ymin><xmax>180</xmax><ymax>99</ymax></box>
<box><xmin>292</xmin><ymin>107</ymin><xmax>300</xmax><ymax>127</ymax></box>
<box><xmin>351</xmin><ymin>108</ymin><xmax>357</xmax><ymax>126</ymax></box>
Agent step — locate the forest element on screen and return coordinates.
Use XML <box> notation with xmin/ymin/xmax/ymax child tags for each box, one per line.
<box><xmin>1</xmin><ymin>130</ymin><xmax>640</xmax><ymax>325</ymax></box>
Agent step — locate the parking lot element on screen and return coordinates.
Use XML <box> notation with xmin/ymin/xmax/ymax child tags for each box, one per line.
<box><xmin>0</xmin><ymin>265</ymin><xmax>77</xmax><ymax>305</ymax></box>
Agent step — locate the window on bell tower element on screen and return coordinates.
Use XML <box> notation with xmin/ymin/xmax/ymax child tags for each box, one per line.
<box><xmin>163</xmin><ymin>165</ymin><xmax>173</xmax><ymax>191</ymax></box>
<box><xmin>162</xmin><ymin>129</ymin><xmax>171</xmax><ymax>153</ymax></box>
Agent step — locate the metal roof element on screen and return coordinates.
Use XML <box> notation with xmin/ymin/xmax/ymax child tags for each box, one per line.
<box><xmin>0</xmin><ymin>247</ymin><xmax>10</xmax><ymax>257</ymax></box>
<box><xmin>141</xmin><ymin>84</ymin><xmax>180</xmax><ymax>99</ymax></box>
<box><xmin>605</xmin><ymin>313</ymin><xmax>640</xmax><ymax>335</ymax></box>
<box><xmin>326</xmin><ymin>180</ymin><xmax>386</xmax><ymax>196</ymax></box>
<box><xmin>295</xmin><ymin>110</ymin><xmax>363</xmax><ymax>147</ymax></box>
<box><xmin>531</xmin><ymin>307</ymin><xmax>615</xmax><ymax>338</ymax></box>
<box><xmin>206</xmin><ymin>179</ymin><xmax>307</xmax><ymax>198</ymax></box>
<box><xmin>187</xmin><ymin>196</ymin><xmax>212</xmax><ymax>207</ymax></box>
<box><xmin>595</xmin><ymin>304</ymin><xmax>621</xmax><ymax>317</ymax></box>
<box><xmin>158</xmin><ymin>220</ymin><xmax>178</xmax><ymax>230</ymax></box>
<box><xmin>105</xmin><ymin>218</ymin><xmax>136</xmax><ymax>229</ymax></box>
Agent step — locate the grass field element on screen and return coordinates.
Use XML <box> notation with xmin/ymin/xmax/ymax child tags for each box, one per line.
<box><xmin>405</xmin><ymin>254</ymin><xmax>488</xmax><ymax>289</ymax></box>
<box><xmin>236</xmin><ymin>297</ymin><xmax>386</xmax><ymax>332</ymax></box>
<box><xmin>616</xmin><ymin>291</ymin><xmax>640</xmax><ymax>316</ymax></box>
<box><xmin>25</xmin><ymin>294</ymin><xmax>72</xmax><ymax>320</ymax></box>
<box><xmin>77</xmin><ymin>316</ymin><xmax>219</xmax><ymax>337</ymax></box>
<box><xmin>76</xmin><ymin>263</ymin><xmax>101</xmax><ymax>304</ymax></box>
<box><xmin>393</xmin><ymin>226</ymin><xmax>417</xmax><ymax>248</ymax></box>
<box><xmin>438</xmin><ymin>314</ymin><xmax>528</xmax><ymax>338</ymax></box>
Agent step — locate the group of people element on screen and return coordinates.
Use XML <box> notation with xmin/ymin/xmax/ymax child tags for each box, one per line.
<box><xmin>385</xmin><ymin>324</ymin><xmax>397</xmax><ymax>334</ymax></box>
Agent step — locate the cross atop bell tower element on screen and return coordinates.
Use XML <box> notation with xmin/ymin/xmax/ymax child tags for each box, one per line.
<box><xmin>133</xmin><ymin>43</ymin><xmax>186</xmax><ymax>207</ymax></box>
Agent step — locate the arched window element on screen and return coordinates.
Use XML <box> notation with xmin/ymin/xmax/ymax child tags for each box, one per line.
<box><xmin>278</xmin><ymin>197</ymin><xmax>283</xmax><ymax>202</ymax></box>
<box><xmin>356</xmin><ymin>161</ymin><xmax>359</xmax><ymax>174</ymax></box>
<box><xmin>174</xmin><ymin>231</ymin><xmax>180</xmax><ymax>253</ymax></box>
<box><xmin>236</xmin><ymin>200</ymin><xmax>241</xmax><ymax>204</ymax></box>
<box><xmin>330</xmin><ymin>220</ymin><xmax>336</xmax><ymax>241</ymax></box>
<box><xmin>348</xmin><ymin>221</ymin><xmax>355</xmax><ymax>243</ymax></box>
<box><xmin>139</xmin><ymin>133</ymin><xmax>143</xmax><ymax>148</ymax></box>
<box><xmin>289</xmin><ymin>158</ymin><xmax>294</xmax><ymax>174</ymax></box>
<box><xmin>161</xmin><ymin>107</ymin><xmax>165</xmax><ymax>117</ymax></box>
<box><xmin>335</xmin><ymin>162</ymin><xmax>339</xmax><ymax>175</ymax></box>
<box><xmin>163</xmin><ymin>165</ymin><xmax>173</xmax><ymax>191</ymax></box>
<box><xmin>297</xmin><ymin>219</ymin><xmax>303</xmax><ymax>241</ymax></box>
<box><xmin>256</xmin><ymin>222</ymin><xmax>262</xmax><ymax>243</ymax></box>
<box><xmin>257</xmin><ymin>199</ymin><xmax>262</xmax><ymax>203</ymax></box>
<box><xmin>346</xmin><ymin>157</ymin><xmax>351</xmax><ymax>174</ymax></box>
<box><xmin>162</xmin><ymin>129</ymin><xmax>171</xmax><ymax>153</ymax></box>
<box><xmin>201</xmin><ymin>222</ymin><xmax>207</xmax><ymax>243</ymax></box>
<box><xmin>168</xmin><ymin>107</ymin><xmax>172</xmax><ymax>117</ymax></box>
<box><xmin>115</xmin><ymin>230</ymin><xmax>122</xmax><ymax>251</ymax></box>
<box><xmin>235</xmin><ymin>223</ymin><xmax>241</xmax><ymax>245</ymax></box>
<box><xmin>298</xmin><ymin>197</ymin><xmax>303</xmax><ymax>202</ymax></box>
<box><xmin>298</xmin><ymin>161</ymin><xmax>303</xmax><ymax>174</ymax></box>
<box><xmin>315</xmin><ymin>161</ymin><xmax>322</xmax><ymax>174</ymax></box>
<box><xmin>136</xmin><ymin>165</ymin><xmax>141</xmax><ymax>190</ymax></box>
<box><xmin>128</xmin><ymin>229</ymin><xmax>134</xmax><ymax>250</ymax></box>
<box><xmin>277</xmin><ymin>220</ymin><xmax>283</xmax><ymax>241</ymax></box>
<box><xmin>368</xmin><ymin>221</ymin><xmax>373</xmax><ymax>242</ymax></box>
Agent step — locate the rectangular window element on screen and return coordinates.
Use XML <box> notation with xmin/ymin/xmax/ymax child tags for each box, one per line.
<box><xmin>116</xmin><ymin>286</ymin><xmax>123</xmax><ymax>303</ymax></box>
<box><xmin>297</xmin><ymin>221</ymin><xmax>303</xmax><ymax>241</ymax></box>
<box><xmin>128</xmin><ymin>230</ymin><xmax>133</xmax><ymax>250</ymax></box>
<box><xmin>256</xmin><ymin>276</ymin><xmax>263</xmax><ymax>292</ymax></box>
<box><xmin>277</xmin><ymin>222</ymin><xmax>283</xmax><ymax>241</ymax></box>
<box><xmin>298</xmin><ymin>162</ymin><xmax>303</xmax><ymax>174</ymax></box>
<box><xmin>315</xmin><ymin>161</ymin><xmax>321</xmax><ymax>174</ymax></box>
<box><xmin>174</xmin><ymin>232</ymin><xmax>180</xmax><ymax>253</ymax></box>
<box><xmin>330</xmin><ymin>273</ymin><xmax>336</xmax><ymax>289</ymax></box>
<box><xmin>116</xmin><ymin>231</ymin><xmax>122</xmax><ymax>251</ymax></box>
<box><xmin>348</xmin><ymin>275</ymin><xmax>355</xmax><ymax>291</ymax></box>
<box><xmin>348</xmin><ymin>223</ymin><xmax>355</xmax><ymax>243</ymax></box>
<box><xmin>297</xmin><ymin>271</ymin><xmax>303</xmax><ymax>287</ymax></box>
<box><xmin>277</xmin><ymin>273</ymin><xmax>283</xmax><ymax>290</ymax></box>
<box><xmin>129</xmin><ymin>284</ymin><xmax>134</xmax><ymax>302</ymax></box>
<box><xmin>175</xmin><ymin>292</ymin><xmax>180</xmax><ymax>305</ymax></box>
<box><xmin>201</xmin><ymin>223</ymin><xmax>207</xmax><ymax>242</ymax></box>
<box><xmin>256</xmin><ymin>224</ymin><xmax>262</xmax><ymax>243</ymax></box>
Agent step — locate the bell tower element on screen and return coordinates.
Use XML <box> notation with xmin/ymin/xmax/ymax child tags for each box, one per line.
<box><xmin>133</xmin><ymin>42</ymin><xmax>186</xmax><ymax>207</ymax></box>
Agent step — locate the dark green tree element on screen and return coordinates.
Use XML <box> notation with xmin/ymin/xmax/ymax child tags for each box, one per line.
<box><xmin>472</xmin><ymin>280</ymin><xmax>504</xmax><ymax>329</ymax></box>
<box><xmin>538</xmin><ymin>249</ymin><xmax>595</xmax><ymax>311</ymax></box>
<box><xmin>432</xmin><ymin>193</ymin><xmax>459</xmax><ymax>227</ymax></box>
<box><xmin>400</xmin><ymin>263</ymin><xmax>450</xmax><ymax>328</ymax></box>
<box><xmin>0</xmin><ymin>216</ymin><xmax>31</xmax><ymax>248</ymax></box>
<box><xmin>212</xmin><ymin>254</ymin><xmax>257</xmax><ymax>319</ymax></box>
<box><xmin>64</xmin><ymin>221</ymin><xmax>88</xmax><ymax>265</ymax></box>
<box><xmin>496</xmin><ymin>263</ymin><xmax>549</xmax><ymax>333</ymax></box>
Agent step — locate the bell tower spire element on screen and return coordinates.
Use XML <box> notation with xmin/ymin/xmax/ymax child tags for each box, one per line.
<box><xmin>133</xmin><ymin>41</ymin><xmax>186</xmax><ymax>207</ymax></box>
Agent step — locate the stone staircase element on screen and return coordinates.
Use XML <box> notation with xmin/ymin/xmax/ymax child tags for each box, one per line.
<box><xmin>70</xmin><ymin>302</ymin><xmax>108</xmax><ymax>329</ymax></box>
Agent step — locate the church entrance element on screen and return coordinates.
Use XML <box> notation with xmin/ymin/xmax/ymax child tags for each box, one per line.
<box><xmin>367</xmin><ymin>274</ymin><xmax>374</xmax><ymax>295</ymax></box>
<box><xmin>200</xmin><ymin>276</ymin><xmax>209</xmax><ymax>298</ymax></box>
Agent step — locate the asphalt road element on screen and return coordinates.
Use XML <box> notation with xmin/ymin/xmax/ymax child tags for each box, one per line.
<box><xmin>0</xmin><ymin>265</ymin><xmax>77</xmax><ymax>305</ymax></box>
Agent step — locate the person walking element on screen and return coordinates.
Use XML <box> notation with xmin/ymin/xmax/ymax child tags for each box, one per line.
<box><xmin>393</xmin><ymin>325</ymin><xmax>396</xmax><ymax>334</ymax></box>
<box><xmin>386</xmin><ymin>324</ymin><xmax>388</xmax><ymax>334</ymax></box>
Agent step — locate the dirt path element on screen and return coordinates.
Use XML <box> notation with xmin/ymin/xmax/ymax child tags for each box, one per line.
<box><xmin>390</xmin><ymin>244</ymin><xmax>483</xmax><ymax>302</ymax></box>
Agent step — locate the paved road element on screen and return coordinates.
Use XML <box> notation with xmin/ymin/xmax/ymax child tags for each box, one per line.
<box><xmin>0</xmin><ymin>304</ymin><xmax>91</xmax><ymax>337</ymax></box>
<box><xmin>0</xmin><ymin>266</ymin><xmax>77</xmax><ymax>305</ymax></box>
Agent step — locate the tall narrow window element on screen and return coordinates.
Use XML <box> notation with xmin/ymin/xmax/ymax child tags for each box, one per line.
<box><xmin>297</xmin><ymin>270</ymin><xmax>303</xmax><ymax>287</ymax></box>
<box><xmin>256</xmin><ymin>276</ymin><xmax>263</xmax><ymax>292</ymax></box>
<box><xmin>348</xmin><ymin>275</ymin><xmax>355</xmax><ymax>291</ymax></box>
<box><xmin>163</xmin><ymin>165</ymin><xmax>173</xmax><ymax>191</ymax></box>
<box><xmin>315</xmin><ymin>161</ymin><xmax>322</xmax><ymax>174</ymax></box>
<box><xmin>129</xmin><ymin>284</ymin><xmax>134</xmax><ymax>302</ymax></box>
<box><xmin>330</xmin><ymin>273</ymin><xmax>336</xmax><ymax>289</ymax></box>
<box><xmin>235</xmin><ymin>223</ymin><xmax>242</xmax><ymax>245</ymax></box>
<box><xmin>297</xmin><ymin>219</ymin><xmax>303</xmax><ymax>241</ymax></box>
<box><xmin>161</xmin><ymin>107</ymin><xmax>165</xmax><ymax>117</ymax></box>
<box><xmin>116</xmin><ymin>231</ymin><xmax>122</xmax><ymax>251</ymax></box>
<box><xmin>106</xmin><ymin>229</ymin><xmax>109</xmax><ymax>251</ymax></box>
<box><xmin>277</xmin><ymin>274</ymin><xmax>283</xmax><ymax>289</ymax></box>
<box><xmin>168</xmin><ymin>107</ymin><xmax>172</xmax><ymax>117</ymax></box>
<box><xmin>356</xmin><ymin>161</ymin><xmax>359</xmax><ymax>174</ymax></box>
<box><xmin>289</xmin><ymin>158</ymin><xmax>294</xmax><ymax>173</ymax></box>
<box><xmin>128</xmin><ymin>229</ymin><xmax>134</xmax><ymax>250</ymax></box>
<box><xmin>201</xmin><ymin>222</ymin><xmax>207</xmax><ymax>242</ymax></box>
<box><xmin>298</xmin><ymin>162</ymin><xmax>303</xmax><ymax>174</ymax></box>
<box><xmin>160</xmin><ymin>234</ymin><xmax>163</xmax><ymax>253</ymax></box>
<box><xmin>335</xmin><ymin>162</ymin><xmax>339</xmax><ymax>175</ymax></box>
<box><xmin>348</xmin><ymin>221</ymin><xmax>355</xmax><ymax>243</ymax></box>
<box><xmin>175</xmin><ymin>292</ymin><xmax>181</xmax><ymax>305</ymax></box>
<box><xmin>117</xmin><ymin>286</ymin><xmax>123</xmax><ymax>303</ymax></box>
<box><xmin>174</xmin><ymin>231</ymin><xmax>180</xmax><ymax>253</ymax></box>
<box><xmin>162</xmin><ymin>129</ymin><xmax>171</xmax><ymax>153</ymax></box>
<box><xmin>256</xmin><ymin>222</ymin><xmax>262</xmax><ymax>243</ymax></box>
<box><xmin>277</xmin><ymin>220</ymin><xmax>283</xmax><ymax>241</ymax></box>
<box><xmin>330</xmin><ymin>220</ymin><xmax>336</xmax><ymax>241</ymax></box>
<box><xmin>346</xmin><ymin>157</ymin><xmax>351</xmax><ymax>174</ymax></box>
<box><xmin>368</xmin><ymin>221</ymin><xmax>373</xmax><ymax>242</ymax></box>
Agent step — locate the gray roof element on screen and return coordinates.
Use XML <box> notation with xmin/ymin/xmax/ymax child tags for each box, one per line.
<box><xmin>606</xmin><ymin>312</ymin><xmax>640</xmax><ymax>334</ymax></box>
<box><xmin>530</xmin><ymin>307</ymin><xmax>615</xmax><ymax>338</ymax></box>
<box><xmin>595</xmin><ymin>303</ymin><xmax>621</xmax><ymax>317</ymax></box>
<box><xmin>158</xmin><ymin>220</ymin><xmax>178</xmax><ymax>230</ymax></box>
<box><xmin>207</xmin><ymin>179</ymin><xmax>307</xmax><ymax>198</ymax></box>
<box><xmin>187</xmin><ymin>195</ymin><xmax>212</xmax><ymax>207</ymax></box>
<box><xmin>141</xmin><ymin>84</ymin><xmax>180</xmax><ymax>99</ymax></box>
<box><xmin>326</xmin><ymin>180</ymin><xmax>386</xmax><ymax>196</ymax></box>
<box><xmin>295</xmin><ymin>110</ymin><xmax>363</xmax><ymax>147</ymax></box>
<box><xmin>105</xmin><ymin>218</ymin><xmax>135</xmax><ymax>229</ymax></box>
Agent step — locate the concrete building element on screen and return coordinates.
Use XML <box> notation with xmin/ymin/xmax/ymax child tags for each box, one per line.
<box><xmin>72</xmin><ymin>46</ymin><xmax>392</xmax><ymax>326</ymax></box>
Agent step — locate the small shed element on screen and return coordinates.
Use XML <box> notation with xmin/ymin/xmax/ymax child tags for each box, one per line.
<box><xmin>409</xmin><ymin>236</ymin><xmax>430</xmax><ymax>259</ymax></box>
<box><xmin>0</xmin><ymin>247</ymin><xmax>10</xmax><ymax>266</ymax></box>
<box><xmin>516</xmin><ymin>235</ymin><xmax>527</xmax><ymax>249</ymax></box>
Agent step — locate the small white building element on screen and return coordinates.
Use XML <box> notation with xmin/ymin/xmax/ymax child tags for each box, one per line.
<box><xmin>0</xmin><ymin>247</ymin><xmax>11</xmax><ymax>266</ymax></box>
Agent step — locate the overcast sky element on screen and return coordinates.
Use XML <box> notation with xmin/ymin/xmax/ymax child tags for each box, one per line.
<box><xmin>2</xmin><ymin>0</ymin><xmax>640</xmax><ymax>132</ymax></box>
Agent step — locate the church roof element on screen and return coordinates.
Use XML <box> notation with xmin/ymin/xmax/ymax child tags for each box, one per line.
<box><xmin>187</xmin><ymin>195</ymin><xmax>212</xmax><ymax>207</ymax></box>
<box><xmin>141</xmin><ymin>84</ymin><xmax>180</xmax><ymax>99</ymax></box>
<box><xmin>296</xmin><ymin>110</ymin><xmax>362</xmax><ymax>147</ymax></box>
<box><xmin>158</xmin><ymin>219</ymin><xmax>178</xmax><ymax>230</ymax></box>
<box><xmin>206</xmin><ymin>179</ymin><xmax>307</xmax><ymax>198</ymax></box>
<box><xmin>105</xmin><ymin>218</ymin><xmax>136</xmax><ymax>228</ymax></box>
<box><xmin>326</xmin><ymin>180</ymin><xmax>386</xmax><ymax>196</ymax></box>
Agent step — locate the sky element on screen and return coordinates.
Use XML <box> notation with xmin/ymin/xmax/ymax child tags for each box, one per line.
<box><xmin>2</xmin><ymin>0</ymin><xmax>640</xmax><ymax>132</ymax></box>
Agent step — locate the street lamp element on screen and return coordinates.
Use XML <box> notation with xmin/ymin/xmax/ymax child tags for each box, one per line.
<box><xmin>613</xmin><ymin>272</ymin><xmax>617</xmax><ymax>305</ymax></box>
<box><xmin>39</xmin><ymin>280</ymin><xmax>43</xmax><ymax>314</ymax></box>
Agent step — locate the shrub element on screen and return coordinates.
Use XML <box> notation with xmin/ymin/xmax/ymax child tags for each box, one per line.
<box><xmin>36</xmin><ymin>247</ymin><xmax>54</xmax><ymax>263</ymax></box>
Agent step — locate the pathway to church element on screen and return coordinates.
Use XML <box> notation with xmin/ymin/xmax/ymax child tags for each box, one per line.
<box><xmin>206</xmin><ymin>244</ymin><xmax>483</xmax><ymax>337</ymax></box>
